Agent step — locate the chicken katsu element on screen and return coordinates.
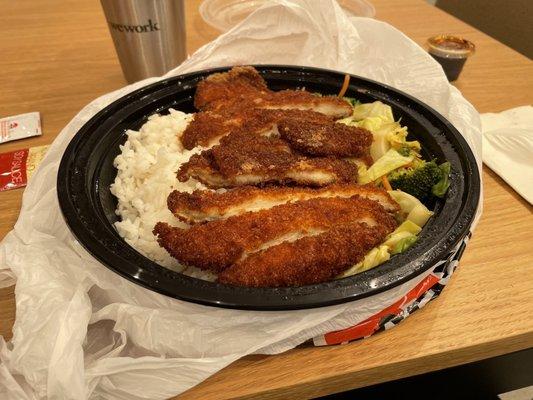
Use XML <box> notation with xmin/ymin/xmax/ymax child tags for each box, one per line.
<box><xmin>153</xmin><ymin>196</ymin><xmax>397</xmax><ymax>273</ymax></box>
<box><xmin>178</xmin><ymin>131</ymin><xmax>359</xmax><ymax>188</ymax></box>
<box><xmin>218</xmin><ymin>223</ymin><xmax>390</xmax><ymax>287</ymax></box>
<box><xmin>180</xmin><ymin>109</ymin><xmax>251</xmax><ymax>150</ymax></box>
<box><xmin>150</xmin><ymin>66</ymin><xmax>410</xmax><ymax>287</ymax></box>
<box><xmin>194</xmin><ymin>66</ymin><xmax>269</xmax><ymax>111</ymax></box>
<box><xmin>194</xmin><ymin>66</ymin><xmax>352</xmax><ymax>118</ymax></box>
<box><xmin>278</xmin><ymin>117</ymin><xmax>372</xmax><ymax>157</ymax></box>
<box><xmin>168</xmin><ymin>184</ymin><xmax>400</xmax><ymax>224</ymax></box>
<box><xmin>181</xmin><ymin>108</ymin><xmax>334</xmax><ymax>150</ymax></box>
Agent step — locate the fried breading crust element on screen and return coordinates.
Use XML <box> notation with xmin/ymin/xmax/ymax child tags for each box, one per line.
<box><xmin>178</xmin><ymin>132</ymin><xmax>358</xmax><ymax>188</ymax></box>
<box><xmin>180</xmin><ymin>108</ymin><xmax>334</xmax><ymax>150</ymax></box>
<box><xmin>194</xmin><ymin>66</ymin><xmax>269</xmax><ymax>111</ymax></box>
<box><xmin>218</xmin><ymin>223</ymin><xmax>390</xmax><ymax>287</ymax></box>
<box><xmin>167</xmin><ymin>184</ymin><xmax>400</xmax><ymax>223</ymax></box>
<box><xmin>278</xmin><ymin>119</ymin><xmax>373</xmax><ymax>157</ymax></box>
<box><xmin>194</xmin><ymin>66</ymin><xmax>352</xmax><ymax>118</ymax></box>
<box><xmin>153</xmin><ymin>196</ymin><xmax>397</xmax><ymax>272</ymax></box>
<box><xmin>258</xmin><ymin>89</ymin><xmax>353</xmax><ymax>118</ymax></box>
<box><xmin>180</xmin><ymin>110</ymin><xmax>248</xmax><ymax>150</ymax></box>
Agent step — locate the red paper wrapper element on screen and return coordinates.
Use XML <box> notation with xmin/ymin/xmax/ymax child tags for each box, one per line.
<box><xmin>0</xmin><ymin>145</ymin><xmax>48</xmax><ymax>192</ymax></box>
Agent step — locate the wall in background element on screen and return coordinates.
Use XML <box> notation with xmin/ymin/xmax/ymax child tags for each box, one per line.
<box><xmin>435</xmin><ymin>0</ymin><xmax>532</xmax><ymax>58</ymax></box>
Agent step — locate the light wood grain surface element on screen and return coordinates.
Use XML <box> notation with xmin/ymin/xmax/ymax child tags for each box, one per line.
<box><xmin>0</xmin><ymin>1</ymin><xmax>532</xmax><ymax>399</ymax></box>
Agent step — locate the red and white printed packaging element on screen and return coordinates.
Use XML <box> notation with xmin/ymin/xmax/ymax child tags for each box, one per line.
<box><xmin>0</xmin><ymin>112</ymin><xmax>42</xmax><ymax>144</ymax></box>
<box><xmin>0</xmin><ymin>145</ymin><xmax>48</xmax><ymax>191</ymax></box>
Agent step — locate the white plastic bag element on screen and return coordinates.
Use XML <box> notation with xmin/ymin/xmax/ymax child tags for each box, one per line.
<box><xmin>0</xmin><ymin>1</ymin><xmax>482</xmax><ymax>398</ymax></box>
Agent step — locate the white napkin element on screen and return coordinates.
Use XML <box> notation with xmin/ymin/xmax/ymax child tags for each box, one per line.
<box><xmin>0</xmin><ymin>1</ymin><xmax>483</xmax><ymax>399</ymax></box>
<box><xmin>481</xmin><ymin>106</ymin><xmax>533</xmax><ymax>204</ymax></box>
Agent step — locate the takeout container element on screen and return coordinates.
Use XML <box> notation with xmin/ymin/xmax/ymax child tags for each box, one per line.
<box><xmin>57</xmin><ymin>65</ymin><xmax>480</xmax><ymax>310</ymax></box>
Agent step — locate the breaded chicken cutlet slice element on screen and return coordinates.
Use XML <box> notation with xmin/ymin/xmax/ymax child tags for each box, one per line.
<box><xmin>278</xmin><ymin>118</ymin><xmax>372</xmax><ymax>158</ymax></box>
<box><xmin>179</xmin><ymin>110</ymin><xmax>251</xmax><ymax>150</ymax></box>
<box><xmin>168</xmin><ymin>184</ymin><xmax>400</xmax><ymax>224</ymax></box>
<box><xmin>256</xmin><ymin>89</ymin><xmax>353</xmax><ymax>119</ymax></box>
<box><xmin>218</xmin><ymin>223</ymin><xmax>390</xmax><ymax>287</ymax></box>
<box><xmin>194</xmin><ymin>66</ymin><xmax>352</xmax><ymax>118</ymax></box>
<box><xmin>180</xmin><ymin>108</ymin><xmax>333</xmax><ymax>150</ymax></box>
<box><xmin>194</xmin><ymin>66</ymin><xmax>269</xmax><ymax>111</ymax></box>
<box><xmin>153</xmin><ymin>196</ymin><xmax>397</xmax><ymax>273</ymax></box>
<box><xmin>177</xmin><ymin>132</ymin><xmax>359</xmax><ymax>188</ymax></box>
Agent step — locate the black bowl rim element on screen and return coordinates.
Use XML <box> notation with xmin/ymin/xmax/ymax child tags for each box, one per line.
<box><xmin>57</xmin><ymin>64</ymin><xmax>480</xmax><ymax>310</ymax></box>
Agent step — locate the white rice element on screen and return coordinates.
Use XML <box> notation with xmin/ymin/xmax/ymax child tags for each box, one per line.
<box><xmin>110</xmin><ymin>109</ymin><xmax>217</xmax><ymax>280</ymax></box>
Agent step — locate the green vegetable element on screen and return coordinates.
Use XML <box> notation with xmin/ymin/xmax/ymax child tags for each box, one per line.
<box><xmin>388</xmin><ymin>190</ymin><xmax>434</xmax><ymax>227</ymax></box>
<box><xmin>388</xmin><ymin>127</ymin><xmax>421</xmax><ymax>155</ymax></box>
<box><xmin>432</xmin><ymin>161</ymin><xmax>451</xmax><ymax>197</ymax></box>
<box><xmin>368</xmin><ymin>121</ymin><xmax>414</xmax><ymax>161</ymax></box>
<box><xmin>391</xmin><ymin>235</ymin><xmax>417</xmax><ymax>255</ymax></box>
<box><xmin>359</xmin><ymin>149</ymin><xmax>413</xmax><ymax>184</ymax></box>
<box><xmin>383</xmin><ymin>220</ymin><xmax>421</xmax><ymax>249</ymax></box>
<box><xmin>407</xmin><ymin>204</ymin><xmax>432</xmax><ymax>226</ymax></box>
<box><xmin>383</xmin><ymin>231</ymin><xmax>414</xmax><ymax>248</ymax></box>
<box><xmin>396</xmin><ymin>146</ymin><xmax>412</xmax><ymax>157</ymax></box>
<box><xmin>384</xmin><ymin>220</ymin><xmax>422</xmax><ymax>245</ymax></box>
<box><xmin>343</xmin><ymin>97</ymin><xmax>360</xmax><ymax>107</ymax></box>
<box><xmin>351</xmin><ymin>101</ymin><xmax>394</xmax><ymax>122</ymax></box>
<box><xmin>339</xmin><ymin>101</ymin><xmax>421</xmax><ymax>161</ymax></box>
<box><xmin>338</xmin><ymin>220</ymin><xmax>423</xmax><ymax>279</ymax></box>
<box><xmin>387</xmin><ymin>160</ymin><xmax>444</xmax><ymax>201</ymax></box>
<box><xmin>338</xmin><ymin>245</ymin><xmax>391</xmax><ymax>278</ymax></box>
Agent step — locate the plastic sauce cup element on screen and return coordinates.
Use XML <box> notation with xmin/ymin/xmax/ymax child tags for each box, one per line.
<box><xmin>427</xmin><ymin>35</ymin><xmax>476</xmax><ymax>81</ymax></box>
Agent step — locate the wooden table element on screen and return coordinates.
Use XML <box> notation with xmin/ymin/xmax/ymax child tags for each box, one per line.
<box><xmin>1</xmin><ymin>1</ymin><xmax>532</xmax><ymax>399</ymax></box>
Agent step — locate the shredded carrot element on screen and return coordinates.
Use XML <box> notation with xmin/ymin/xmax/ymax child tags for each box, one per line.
<box><xmin>338</xmin><ymin>74</ymin><xmax>350</xmax><ymax>97</ymax></box>
<box><xmin>381</xmin><ymin>175</ymin><xmax>393</xmax><ymax>191</ymax></box>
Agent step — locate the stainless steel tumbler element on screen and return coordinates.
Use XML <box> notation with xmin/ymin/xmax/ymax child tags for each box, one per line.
<box><xmin>100</xmin><ymin>0</ymin><xmax>187</xmax><ymax>83</ymax></box>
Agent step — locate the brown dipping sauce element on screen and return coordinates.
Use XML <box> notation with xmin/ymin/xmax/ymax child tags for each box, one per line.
<box><xmin>427</xmin><ymin>35</ymin><xmax>475</xmax><ymax>81</ymax></box>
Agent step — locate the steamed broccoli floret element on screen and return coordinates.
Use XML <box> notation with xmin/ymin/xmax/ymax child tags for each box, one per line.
<box><xmin>388</xmin><ymin>160</ymin><xmax>449</xmax><ymax>201</ymax></box>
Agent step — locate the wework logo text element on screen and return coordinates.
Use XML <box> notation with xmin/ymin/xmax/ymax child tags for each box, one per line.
<box><xmin>109</xmin><ymin>19</ymin><xmax>160</xmax><ymax>33</ymax></box>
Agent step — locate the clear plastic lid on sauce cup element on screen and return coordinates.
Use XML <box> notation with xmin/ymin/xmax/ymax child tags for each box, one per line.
<box><xmin>427</xmin><ymin>35</ymin><xmax>476</xmax><ymax>81</ymax></box>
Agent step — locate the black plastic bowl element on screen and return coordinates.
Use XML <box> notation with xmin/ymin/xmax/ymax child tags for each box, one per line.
<box><xmin>57</xmin><ymin>65</ymin><xmax>480</xmax><ymax>310</ymax></box>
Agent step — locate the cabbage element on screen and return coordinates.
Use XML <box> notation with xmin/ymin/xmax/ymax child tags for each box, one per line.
<box><xmin>339</xmin><ymin>101</ymin><xmax>421</xmax><ymax>161</ymax></box>
<box><xmin>351</xmin><ymin>101</ymin><xmax>394</xmax><ymax>122</ymax></box>
<box><xmin>383</xmin><ymin>231</ymin><xmax>414</xmax><ymax>248</ymax></box>
<box><xmin>392</xmin><ymin>220</ymin><xmax>422</xmax><ymax>235</ymax></box>
<box><xmin>355</xmin><ymin>116</ymin><xmax>386</xmax><ymax>131</ymax></box>
<box><xmin>359</xmin><ymin>149</ymin><xmax>413</xmax><ymax>184</ymax></box>
<box><xmin>338</xmin><ymin>245</ymin><xmax>391</xmax><ymax>277</ymax></box>
<box><xmin>339</xmin><ymin>117</ymin><xmax>396</xmax><ymax>160</ymax></box>
<box><xmin>338</xmin><ymin>220</ymin><xmax>423</xmax><ymax>278</ymax></box>
<box><xmin>388</xmin><ymin>189</ymin><xmax>423</xmax><ymax>213</ymax></box>
<box><xmin>391</xmin><ymin>235</ymin><xmax>417</xmax><ymax>254</ymax></box>
<box><xmin>388</xmin><ymin>126</ymin><xmax>421</xmax><ymax>154</ymax></box>
<box><xmin>388</xmin><ymin>190</ymin><xmax>433</xmax><ymax>227</ymax></box>
<box><xmin>407</xmin><ymin>204</ymin><xmax>433</xmax><ymax>227</ymax></box>
<box><xmin>369</xmin><ymin>126</ymin><xmax>392</xmax><ymax>160</ymax></box>
<box><xmin>383</xmin><ymin>220</ymin><xmax>422</xmax><ymax>248</ymax></box>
